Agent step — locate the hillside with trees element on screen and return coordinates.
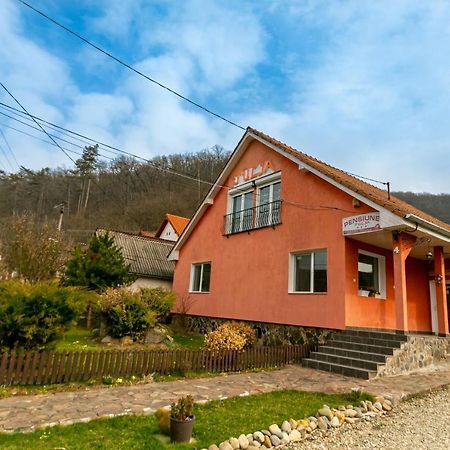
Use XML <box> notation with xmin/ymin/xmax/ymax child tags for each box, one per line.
<box><xmin>0</xmin><ymin>145</ymin><xmax>448</xmax><ymax>245</ymax></box>
<box><xmin>0</xmin><ymin>145</ymin><xmax>229</xmax><ymax>243</ymax></box>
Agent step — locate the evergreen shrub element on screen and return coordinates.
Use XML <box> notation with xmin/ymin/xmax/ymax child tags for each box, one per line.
<box><xmin>0</xmin><ymin>281</ymin><xmax>92</xmax><ymax>350</ymax></box>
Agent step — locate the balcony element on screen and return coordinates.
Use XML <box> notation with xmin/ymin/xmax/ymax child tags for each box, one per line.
<box><xmin>223</xmin><ymin>200</ymin><xmax>282</xmax><ymax>235</ymax></box>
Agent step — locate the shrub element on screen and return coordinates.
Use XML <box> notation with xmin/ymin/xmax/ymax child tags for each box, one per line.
<box><xmin>0</xmin><ymin>281</ymin><xmax>92</xmax><ymax>350</ymax></box>
<box><xmin>140</xmin><ymin>288</ymin><xmax>176</xmax><ymax>322</ymax></box>
<box><xmin>204</xmin><ymin>322</ymin><xmax>257</xmax><ymax>352</ymax></box>
<box><xmin>98</xmin><ymin>288</ymin><xmax>156</xmax><ymax>340</ymax></box>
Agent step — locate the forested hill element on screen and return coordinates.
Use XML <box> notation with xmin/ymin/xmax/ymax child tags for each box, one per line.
<box><xmin>0</xmin><ymin>145</ymin><xmax>448</xmax><ymax>243</ymax></box>
<box><xmin>393</xmin><ymin>192</ymin><xmax>450</xmax><ymax>226</ymax></box>
<box><xmin>0</xmin><ymin>146</ymin><xmax>230</xmax><ymax>243</ymax></box>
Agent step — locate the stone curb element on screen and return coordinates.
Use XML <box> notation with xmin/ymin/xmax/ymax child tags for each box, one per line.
<box><xmin>202</xmin><ymin>396</ymin><xmax>393</xmax><ymax>450</ymax></box>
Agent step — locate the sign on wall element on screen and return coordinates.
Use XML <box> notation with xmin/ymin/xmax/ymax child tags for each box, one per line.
<box><xmin>233</xmin><ymin>161</ymin><xmax>274</xmax><ymax>185</ymax></box>
<box><xmin>342</xmin><ymin>212</ymin><xmax>381</xmax><ymax>235</ymax></box>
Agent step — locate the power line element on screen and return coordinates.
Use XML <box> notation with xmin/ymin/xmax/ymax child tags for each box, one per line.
<box><xmin>0</xmin><ymin>128</ymin><xmax>20</xmax><ymax>168</ymax></box>
<box><xmin>16</xmin><ymin>0</ymin><xmax>245</xmax><ymax>131</ymax></box>
<box><xmin>0</xmin><ymin>81</ymin><xmax>76</xmax><ymax>164</ymax></box>
<box><xmin>0</xmin><ymin>141</ymin><xmax>14</xmax><ymax>171</ymax></box>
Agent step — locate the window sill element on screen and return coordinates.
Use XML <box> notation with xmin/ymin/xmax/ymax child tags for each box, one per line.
<box><xmin>358</xmin><ymin>291</ymin><xmax>386</xmax><ymax>300</ymax></box>
<box><xmin>288</xmin><ymin>291</ymin><xmax>327</xmax><ymax>295</ymax></box>
<box><xmin>188</xmin><ymin>291</ymin><xmax>210</xmax><ymax>294</ymax></box>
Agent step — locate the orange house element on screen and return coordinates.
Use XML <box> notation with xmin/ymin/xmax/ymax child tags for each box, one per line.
<box><xmin>169</xmin><ymin>128</ymin><xmax>450</xmax><ymax>336</ymax></box>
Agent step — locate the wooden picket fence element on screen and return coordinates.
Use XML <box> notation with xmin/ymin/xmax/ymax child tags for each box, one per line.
<box><xmin>0</xmin><ymin>345</ymin><xmax>313</xmax><ymax>386</ymax></box>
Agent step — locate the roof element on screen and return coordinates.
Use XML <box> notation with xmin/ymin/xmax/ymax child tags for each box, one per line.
<box><xmin>169</xmin><ymin>128</ymin><xmax>450</xmax><ymax>260</ymax></box>
<box><xmin>97</xmin><ymin>229</ymin><xmax>175</xmax><ymax>280</ymax></box>
<box><xmin>155</xmin><ymin>213</ymin><xmax>190</xmax><ymax>237</ymax></box>
<box><xmin>248</xmin><ymin>127</ymin><xmax>450</xmax><ymax>233</ymax></box>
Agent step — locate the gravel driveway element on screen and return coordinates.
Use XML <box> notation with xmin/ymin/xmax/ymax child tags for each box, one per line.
<box><xmin>288</xmin><ymin>387</ymin><xmax>450</xmax><ymax>450</ymax></box>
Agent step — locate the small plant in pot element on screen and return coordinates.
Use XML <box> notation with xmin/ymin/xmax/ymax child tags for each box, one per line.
<box><xmin>170</xmin><ymin>394</ymin><xmax>195</xmax><ymax>443</ymax></box>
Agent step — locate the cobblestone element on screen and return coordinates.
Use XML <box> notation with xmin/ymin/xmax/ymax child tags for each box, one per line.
<box><xmin>0</xmin><ymin>361</ymin><xmax>449</xmax><ymax>433</ymax></box>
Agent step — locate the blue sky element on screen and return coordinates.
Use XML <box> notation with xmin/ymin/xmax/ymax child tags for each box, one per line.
<box><xmin>0</xmin><ymin>0</ymin><xmax>449</xmax><ymax>193</ymax></box>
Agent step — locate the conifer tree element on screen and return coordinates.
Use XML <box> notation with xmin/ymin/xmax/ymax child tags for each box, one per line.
<box><xmin>62</xmin><ymin>233</ymin><xmax>134</xmax><ymax>292</ymax></box>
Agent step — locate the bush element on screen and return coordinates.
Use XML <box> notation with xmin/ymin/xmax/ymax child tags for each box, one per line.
<box><xmin>0</xmin><ymin>281</ymin><xmax>92</xmax><ymax>350</ymax></box>
<box><xmin>140</xmin><ymin>288</ymin><xmax>176</xmax><ymax>323</ymax></box>
<box><xmin>98</xmin><ymin>288</ymin><xmax>156</xmax><ymax>340</ymax></box>
<box><xmin>204</xmin><ymin>322</ymin><xmax>257</xmax><ymax>352</ymax></box>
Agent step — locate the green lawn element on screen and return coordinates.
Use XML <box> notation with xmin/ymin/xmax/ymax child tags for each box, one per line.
<box><xmin>51</xmin><ymin>325</ymin><xmax>204</xmax><ymax>352</ymax></box>
<box><xmin>0</xmin><ymin>390</ymin><xmax>372</xmax><ymax>450</ymax></box>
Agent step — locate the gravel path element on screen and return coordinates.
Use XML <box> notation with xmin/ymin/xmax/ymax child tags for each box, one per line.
<box><xmin>288</xmin><ymin>387</ymin><xmax>450</xmax><ymax>450</ymax></box>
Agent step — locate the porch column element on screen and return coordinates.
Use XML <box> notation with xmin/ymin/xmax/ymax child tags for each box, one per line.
<box><xmin>392</xmin><ymin>232</ymin><xmax>416</xmax><ymax>332</ymax></box>
<box><xmin>433</xmin><ymin>246</ymin><xmax>449</xmax><ymax>336</ymax></box>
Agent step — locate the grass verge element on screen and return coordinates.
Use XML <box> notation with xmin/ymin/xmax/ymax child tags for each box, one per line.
<box><xmin>0</xmin><ymin>390</ymin><xmax>372</xmax><ymax>450</ymax></box>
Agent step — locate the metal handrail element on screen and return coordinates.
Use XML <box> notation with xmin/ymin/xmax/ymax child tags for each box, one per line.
<box><xmin>223</xmin><ymin>200</ymin><xmax>282</xmax><ymax>235</ymax></box>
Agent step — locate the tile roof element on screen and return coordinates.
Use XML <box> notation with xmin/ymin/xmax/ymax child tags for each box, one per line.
<box><xmin>97</xmin><ymin>229</ymin><xmax>175</xmax><ymax>279</ymax></box>
<box><xmin>248</xmin><ymin>127</ymin><xmax>450</xmax><ymax>233</ymax></box>
<box><xmin>156</xmin><ymin>213</ymin><xmax>190</xmax><ymax>237</ymax></box>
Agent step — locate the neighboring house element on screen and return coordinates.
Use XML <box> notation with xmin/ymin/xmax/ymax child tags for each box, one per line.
<box><xmin>155</xmin><ymin>213</ymin><xmax>190</xmax><ymax>242</ymax></box>
<box><xmin>97</xmin><ymin>229</ymin><xmax>175</xmax><ymax>291</ymax></box>
<box><xmin>169</xmin><ymin>128</ymin><xmax>450</xmax><ymax>336</ymax></box>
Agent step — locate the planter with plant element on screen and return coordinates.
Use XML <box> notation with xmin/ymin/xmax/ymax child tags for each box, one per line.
<box><xmin>170</xmin><ymin>394</ymin><xmax>195</xmax><ymax>443</ymax></box>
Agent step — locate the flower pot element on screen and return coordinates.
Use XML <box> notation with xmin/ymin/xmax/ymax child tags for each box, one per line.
<box><xmin>170</xmin><ymin>416</ymin><xmax>195</xmax><ymax>443</ymax></box>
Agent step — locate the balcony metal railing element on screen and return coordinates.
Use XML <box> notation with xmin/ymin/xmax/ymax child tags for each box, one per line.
<box><xmin>223</xmin><ymin>200</ymin><xmax>282</xmax><ymax>235</ymax></box>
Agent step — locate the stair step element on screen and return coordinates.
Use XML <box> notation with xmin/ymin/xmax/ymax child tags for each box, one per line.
<box><xmin>317</xmin><ymin>346</ymin><xmax>387</xmax><ymax>363</ymax></box>
<box><xmin>342</xmin><ymin>329</ymin><xmax>408</xmax><ymax>342</ymax></box>
<box><xmin>310</xmin><ymin>351</ymin><xmax>381</xmax><ymax>371</ymax></box>
<box><xmin>302</xmin><ymin>358</ymin><xmax>376</xmax><ymax>380</ymax></box>
<box><xmin>328</xmin><ymin>340</ymin><xmax>397</xmax><ymax>355</ymax></box>
<box><xmin>336</xmin><ymin>334</ymin><xmax>404</xmax><ymax>347</ymax></box>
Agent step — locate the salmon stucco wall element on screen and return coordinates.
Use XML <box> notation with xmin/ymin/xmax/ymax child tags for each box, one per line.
<box><xmin>345</xmin><ymin>239</ymin><xmax>432</xmax><ymax>331</ymax></box>
<box><xmin>172</xmin><ymin>140</ymin><xmax>375</xmax><ymax>330</ymax></box>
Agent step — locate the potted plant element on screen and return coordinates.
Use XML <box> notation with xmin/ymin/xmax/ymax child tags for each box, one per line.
<box><xmin>170</xmin><ymin>395</ymin><xmax>195</xmax><ymax>443</ymax></box>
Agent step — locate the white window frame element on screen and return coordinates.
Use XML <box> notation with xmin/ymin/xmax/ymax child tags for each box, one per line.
<box><xmin>230</xmin><ymin>189</ymin><xmax>253</xmax><ymax>232</ymax></box>
<box><xmin>358</xmin><ymin>250</ymin><xmax>386</xmax><ymax>299</ymax></box>
<box><xmin>289</xmin><ymin>249</ymin><xmax>328</xmax><ymax>294</ymax></box>
<box><xmin>189</xmin><ymin>262</ymin><xmax>211</xmax><ymax>293</ymax></box>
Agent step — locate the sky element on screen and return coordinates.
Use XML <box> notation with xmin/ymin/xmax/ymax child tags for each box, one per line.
<box><xmin>0</xmin><ymin>0</ymin><xmax>449</xmax><ymax>193</ymax></box>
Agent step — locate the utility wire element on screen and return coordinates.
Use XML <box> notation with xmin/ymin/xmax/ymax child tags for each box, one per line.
<box><xmin>0</xmin><ymin>141</ymin><xmax>14</xmax><ymax>171</ymax></box>
<box><xmin>16</xmin><ymin>0</ymin><xmax>245</xmax><ymax>131</ymax></box>
<box><xmin>0</xmin><ymin>128</ymin><xmax>20</xmax><ymax>168</ymax></box>
<box><xmin>0</xmin><ymin>81</ymin><xmax>76</xmax><ymax>164</ymax></box>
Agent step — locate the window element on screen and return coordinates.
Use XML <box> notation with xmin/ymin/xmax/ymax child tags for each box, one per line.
<box><xmin>190</xmin><ymin>262</ymin><xmax>211</xmax><ymax>292</ymax></box>
<box><xmin>231</xmin><ymin>191</ymin><xmax>253</xmax><ymax>233</ymax></box>
<box><xmin>290</xmin><ymin>250</ymin><xmax>327</xmax><ymax>293</ymax></box>
<box><xmin>358</xmin><ymin>250</ymin><xmax>386</xmax><ymax>298</ymax></box>
<box><xmin>257</xmin><ymin>181</ymin><xmax>281</xmax><ymax>227</ymax></box>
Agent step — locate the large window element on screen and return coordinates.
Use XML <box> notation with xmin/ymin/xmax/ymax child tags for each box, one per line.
<box><xmin>358</xmin><ymin>250</ymin><xmax>386</xmax><ymax>298</ymax></box>
<box><xmin>231</xmin><ymin>191</ymin><xmax>253</xmax><ymax>233</ymax></box>
<box><xmin>290</xmin><ymin>250</ymin><xmax>327</xmax><ymax>293</ymax></box>
<box><xmin>257</xmin><ymin>181</ymin><xmax>281</xmax><ymax>227</ymax></box>
<box><xmin>190</xmin><ymin>262</ymin><xmax>211</xmax><ymax>292</ymax></box>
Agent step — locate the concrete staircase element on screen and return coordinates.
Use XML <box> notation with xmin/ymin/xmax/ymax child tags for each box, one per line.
<box><xmin>302</xmin><ymin>329</ymin><xmax>408</xmax><ymax>379</ymax></box>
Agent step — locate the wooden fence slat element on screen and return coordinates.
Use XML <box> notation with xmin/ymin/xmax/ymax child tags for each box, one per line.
<box><xmin>0</xmin><ymin>353</ymin><xmax>9</xmax><ymax>385</ymax></box>
<box><xmin>21</xmin><ymin>352</ymin><xmax>32</xmax><ymax>384</ymax></box>
<box><xmin>56</xmin><ymin>352</ymin><xmax>67</xmax><ymax>383</ymax></box>
<box><xmin>26</xmin><ymin>352</ymin><xmax>38</xmax><ymax>385</ymax></box>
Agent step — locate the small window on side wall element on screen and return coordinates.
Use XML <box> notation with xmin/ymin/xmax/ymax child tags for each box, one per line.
<box><xmin>358</xmin><ymin>250</ymin><xmax>386</xmax><ymax>299</ymax></box>
<box><xmin>190</xmin><ymin>262</ymin><xmax>211</xmax><ymax>292</ymax></box>
<box><xmin>290</xmin><ymin>250</ymin><xmax>327</xmax><ymax>293</ymax></box>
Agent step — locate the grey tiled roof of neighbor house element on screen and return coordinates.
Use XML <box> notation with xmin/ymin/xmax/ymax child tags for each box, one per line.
<box><xmin>97</xmin><ymin>229</ymin><xmax>175</xmax><ymax>280</ymax></box>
